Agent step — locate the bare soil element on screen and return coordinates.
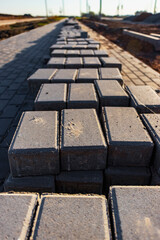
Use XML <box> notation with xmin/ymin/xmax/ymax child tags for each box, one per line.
<box><xmin>81</xmin><ymin>19</ymin><xmax>160</xmax><ymax>73</ymax></box>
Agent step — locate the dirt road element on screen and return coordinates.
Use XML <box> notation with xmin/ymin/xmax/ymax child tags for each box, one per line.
<box><xmin>0</xmin><ymin>18</ymin><xmax>45</xmax><ymax>26</ymax></box>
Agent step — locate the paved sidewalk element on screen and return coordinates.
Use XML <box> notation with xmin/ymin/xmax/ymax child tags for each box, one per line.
<box><xmin>80</xmin><ymin>23</ymin><xmax>160</xmax><ymax>90</ymax></box>
<box><xmin>0</xmin><ymin>21</ymin><xmax>64</xmax><ymax>186</ymax></box>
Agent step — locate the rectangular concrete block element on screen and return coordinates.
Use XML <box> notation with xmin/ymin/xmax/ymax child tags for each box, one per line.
<box><xmin>105</xmin><ymin>167</ymin><xmax>151</xmax><ymax>189</ymax></box>
<box><xmin>87</xmin><ymin>44</ymin><xmax>99</xmax><ymax>50</ymax></box>
<box><xmin>80</xmin><ymin>49</ymin><xmax>94</xmax><ymax>57</ymax></box>
<box><xmin>50</xmin><ymin>44</ymin><xmax>63</xmax><ymax>52</ymax></box>
<box><xmin>99</xmin><ymin>68</ymin><xmax>123</xmax><ymax>85</ymax></box>
<box><xmin>73</xmin><ymin>45</ymin><xmax>88</xmax><ymax>49</ymax></box>
<box><xmin>32</xmin><ymin>194</ymin><xmax>111</xmax><ymax>240</ymax></box>
<box><xmin>0</xmin><ymin>193</ymin><xmax>38</xmax><ymax>239</ymax></box>
<box><xmin>95</xmin><ymin>80</ymin><xmax>129</xmax><ymax>106</ymax></box>
<box><xmin>83</xmin><ymin>57</ymin><xmax>101</xmax><ymax>68</ymax></box>
<box><xmin>27</xmin><ymin>69</ymin><xmax>57</xmax><ymax>92</ymax></box>
<box><xmin>56</xmin><ymin>171</ymin><xmax>103</xmax><ymax>194</ymax></box>
<box><xmin>102</xmin><ymin>107</ymin><xmax>154</xmax><ymax>166</ymax></box>
<box><xmin>141</xmin><ymin>114</ymin><xmax>160</xmax><ymax>175</ymax></box>
<box><xmin>61</xmin><ymin>109</ymin><xmax>107</xmax><ymax>170</ymax></box>
<box><xmin>51</xmin><ymin>49</ymin><xmax>66</xmax><ymax>57</ymax></box>
<box><xmin>109</xmin><ymin>186</ymin><xmax>160</xmax><ymax>240</ymax></box>
<box><xmin>8</xmin><ymin>111</ymin><xmax>59</xmax><ymax>177</ymax></box>
<box><xmin>47</xmin><ymin>57</ymin><xmax>66</xmax><ymax>68</ymax></box>
<box><xmin>34</xmin><ymin>83</ymin><xmax>67</xmax><ymax>111</ymax></box>
<box><xmin>100</xmin><ymin>57</ymin><xmax>122</xmax><ymax>71</ymax></box>
<box><xmin>51</xmin><ymin>69</ymin><xmax>77</xmax><ymax>83</ymax></box>
<box><xmin>76</xmin><ymin>68</ymin><xmax>99</xmax><ymax>83</ymax></box>
<box><xmin>65</xmin><ymin>57</ymin><xmax>83</xmax><ymax>68</ymax></box>
<box><xmin>126</xmin><ymin>85</ymin><xmax>160</xmax><ymax>113</ymax></box>
<box><xmin>4</xmin><ymin>174</ymin><xmax>55</xmax><ymax>193</ymax></box>
<box><xmin>94</xmin><ymin>50</ymin><xmax>108</xmax><ymax>57</ymax></box>
<box><xmin>67</xmin><ymin>83</ymin><xmax>98</xmax><ymax>110</ymax></box>
<box><xmin>66</xmin><ymin>50</ymin><xmax>80</xmax><ymax>57</ymax></box>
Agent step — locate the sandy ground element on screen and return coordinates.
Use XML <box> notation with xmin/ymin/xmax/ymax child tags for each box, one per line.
<box><xmin>0</xmin><ymin>18</ymin><xmax>45</xmax><ymax>26</ymax></box>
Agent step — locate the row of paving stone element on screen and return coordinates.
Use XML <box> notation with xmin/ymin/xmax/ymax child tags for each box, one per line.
<box><xmin>1</xmin><ymin>186</ymin><xmax>160</xmax><ymax>239</ymax></box>
<box><xmin>3</xmin><ymin>18</ymin><xmax>160</xmax><ymax>193</ymax></box>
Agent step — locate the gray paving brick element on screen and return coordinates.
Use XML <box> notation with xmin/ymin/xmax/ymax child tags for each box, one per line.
<box><xmin>99</xmin><ymin>68</ymin><xmax>123</xmax><ymax>85</ymax></box>
<box><xmin>65</xmin><ymin>57</ymin><xmax>83</xmax><ymax>68</ymax></box>
<box><xmin>9</xmin><ymin>94</ymin><xmax>26</xmax><ymax>105</ymax></box>
<box><xmin>1</xmin><ymin>105</ymin><xmax>19</xmax><ymax>118</ymax></box>
<box><xmin>95</xmin><ymin>80</ymin><xmax>129</xmax><ymax>106</ymax></box>
<box><xmin>47</xmin><ymin>57</ymin><xmax>66</xmax><ymax>68</ymax></box>
<box><xmin>105</xmin><ymin>167</ymin><xmax>151</xmax><ymax>189</ymax></box>
<box><xmin>67</xmin><ymin>83</ymin><xmax>98</xmax><ymax>109</ymax></box>
<box><xmin>51</xmin><ymin>49</ymin><xmax>66</xmax><ymax>57</ymax></box>
<box><xmin>77</xmin><ymin>68</ymin><xmax>99</xmax><ymax>83</ymax></box>
<box><xmin>0</xmin><ymin>118</ymin><xmax>12</xmax><ymax>136</ymax></box>
<box><xmin>94</xmin><ymin>50</ymin><xmax>108</xmax><ymax>57</ymax></box>
<box><xmin>80</xmin><ymin>49</ymin><xmax>94</xmax><ymax>57</ymax></box>
<box><xmin>56</xmin><ymin>171</ymin><xmax>103</xmax><ymax>194</ymax></box>
<box><xmin>8</xmin><ymin>111</ymin><xmax>59</xmax><ymax>177</ymax></box>
<box><xmin>102</xmin><ymin>107</ymin><xmax>153</xmax><ymax>167</ymax></box>
<box><xmin>83</xmin><ymin>57</ymin><xmax>101</xmax><ymax>68</ymax></box>
<box><xmin>0</xmin><ymin>100</ymin><xmax>8</xmax><ymax>112</ymax></box>
<box><xmin>109</xmin><ymin>186</ymin><xmax>160</xmax><ymax>240</ymax></box>
<box><xmin>27</xmin><ymin>69</ymin><xmax>57</xmax><ymax>92</ymax></box>
<box><xmin>100</xmin><ymin>57</ymin><xmax>122</xmax><ymax>71</ymax></box>
<box><xmin>66</xmin><ymin>50</ymin><xmax>80</xmax><ymax>57</ymax></box>
<box><xmin>4</xmin><ymin>174</ymin><xmax>55</xmax><ymax>193</ymax></box>
<box><xmin>87</xmin><ymin>44</ymin><xmax>99</xmax><ymax>50</ymax></box>
<box><xmin>73</xmin><ymin>45</ymin><xmax>88</xmax><ymax>49</ymax></box>
<box><xmin>35</xmin><ymin>83</ymin><xmax>67</xmax><ymax>111</ymax></box>
<box><xmin>141</xmin><ymin>114</ymin><xmax>160</xmax><ymax>175</ymax></box>
<box><xmin>61</xmin><ymin>109</ymin><xmax>107</xmax><ymax>171</ymax></box>
<box><xmin>126</xmin><ymin>85</ymin><xmax>160</xmax><ymax>113</ymax></box>
<box><xmin>32</xmin><ymin>194</ymin><xmax>111</xmax><ymax>240</ymax></box>
<box><xmin>51</xmin><ymin>69</ymin><xmax>77</xmax><ymax>83</ymax></box>
<box><xmin>50</xmin><ymin>44</ymin><xmax>63</xmax><ymax>52</ymax></box>
<box><xmin>0</xmin><ymin>193</ymin><xmax>38</xmax><ymax>240</ymax></box>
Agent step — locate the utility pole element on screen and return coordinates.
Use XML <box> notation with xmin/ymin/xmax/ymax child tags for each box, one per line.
<box><xmin>45</xmin><ymin>0</ymin><xmax>48</xmax><ymax>18</ymax></box>
<box><xmin>80</xmin><ymin>0</ymin><xmax>82</xmax><ymax>16</ymax></box>
<box><xmin>86</xmin><ymin>0</ymin><xmax>89</xmax><ymax>13</ymax></box>
<box><xmin>154</xmin><ymin>0</ymin><xmax>157</xmax><ymax>14</ymax></box>
<box><xmin>99</xmin><ymin>0</ymin><xmax>102</xmax><ymax>16</ymax></box>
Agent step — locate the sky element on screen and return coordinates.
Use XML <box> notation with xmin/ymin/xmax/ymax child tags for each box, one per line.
<box><xmin>0</xmin><ymin>0</ymin><xmax>160</xmax><ymax>16</ymax></box>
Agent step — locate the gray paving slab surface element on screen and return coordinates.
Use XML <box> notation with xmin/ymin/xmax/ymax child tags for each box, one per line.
<box><xmin>100</xmin><ymin>57</ymin><xmax>122</xmax><ymax>71</ymax></box>
<box><xmin>95</xmin><ymin>80</ymin><xmax>129</xmax><ymax>106</ymax></box>
<box><xmin>34</xmin><ymin>83</ymin><xmax>67</xmax><ymax>110</ymax></box>
<box><xmin>77</xmin><ymin>68</ymin><xmax>99</xmax><ymax>83</ymax></box>
<box><xmin>126</xmin><ymin>85</ymin><xmax>160</xmax><ymax>113</ymax></box>
<box><xmin>65</xmin><ymin>57</ymin><xmax>83</xmax><ymax>68</ymax></box>
<box><xmin>32</xmin><ymin>195</ymin><xmax>111</xmax><ymax>240</ymax></box>
<box><xmin>99</xmin><ymin>67</ymin><xmax>123</xmax><ymax>85</ymax></box>
<box><xmin>83</xmin><ymin>57</ymin><xmax>101</xmax><ymax>68</ymax></box>
<box><xmin>51</xmin><ymin>49</ymin><xmax>66</xmax><ymax>57</ymax></box>
<box><xmin>102</xmin><ymin>107</ymin><xmax>153</xmax><ymax>166</ymax></box>
<box><xmin>67</xmin><ymin>83</ymin><xmax>98</xmax><ymax>109</ymax></box>
<box><xmin>51</xmin><ymin>69</ymin><xmax>77</xmax><ymax>83</ymax></box>
<box><xmin>47</xmin><ymin>57</ymin><xmax>66</xmax><ymax>68</ymax></box>
<box><xmin>109</xmin><ymin>186</ymin><xmax>160</xmax><ymax>240</ymax></box>
<box><xmin>0</xmin><ymin>193</ymin><xmax>38</xmax><ymax>239</ymax></box>
<box><xmin>61</xmin><ymin>109</ymin><xmax>107</xmax><ymax>171</ymax></box>
<box><xmin>8</xmin><ymin>111</ymin><xmax>59</xmax><ymax>177</ymax></box>
<box><xmin>80</xmin><ymin>49</ymin><xmax>94</xmax><ymax>56</ymax></box>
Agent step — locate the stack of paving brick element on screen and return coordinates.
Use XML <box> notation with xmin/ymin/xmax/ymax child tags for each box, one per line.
<box><xmin>4</xmin><ymin>18</ymin><xmax>160</xmax><ymax>194</ymax></box>
<box><xmin>1</xmin><ymin>186</ymin><xmax>160</xmax><ymax>239</ymax></box>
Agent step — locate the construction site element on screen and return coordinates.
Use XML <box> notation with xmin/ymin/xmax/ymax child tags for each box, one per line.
<box><xmin>0</xmin><ymin>0</ymin><xmax>160</xmax><ymax>239</ymax></box>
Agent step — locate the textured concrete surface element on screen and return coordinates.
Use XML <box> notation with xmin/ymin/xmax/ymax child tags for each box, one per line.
<box><xmin>99</xmin><ymin>68</ymin><xmax>123</xmax><ymax>85</ymax></box>
<box><xmin>102</xmin><ymin>107</ymin><xmax>153</xmax><ymax>166</ymax></box>
<box><xmin>83</xmin><ymin>57</ymin><xmax>101</xmax><ymax>68</ymax></box>
<box><xmin>95</xmin><ymin>80</ymin><xmax>129</xmax><ymax>106</ymax></box>
<box><xmin>0</xmin><ymin>193</ymin><xmax>38</xmax><ymax>239</ymax></box>
<box><xmin>77</xmin><ymin>68</ymin><xmax>99</xmax><ymax>83</ymax></box>
<box><xmin>126</xmin><ymin>85</ymin><xmax>160</xmax><ymax>113</ymax></box>
<box><xmin>141</xmin><ymin>114</ymin><xmax>160</xmax><ymax>175</ymax></box>
<box><xmin>47</xmin><ymin>57</ymin><xmax>66</xmax><ymax>68</ymax></box>
<box><xmin>56</xmin><ymin>171</ymin><xmax>103</xmax><ymax>194</ymax></box>
<box><xmin>4</xmin><ymin>174</ymin><xmax>55</xmax><ymax>193</ymax></box>
<box><xmin>34</xmin><ymin>83</ymin><xmax>67</xmax><ymax>110</ymax></box>
<box><xmin>67</xmin><ymin>50</ymin><xmax>80</xmax><ymax>57</ymax></box>
<box><xmin>8</xmin><ymin>111</ymin><xmax>59</xmax><ymax>177</ymax></box>
<box><xmin>51</xmin><ymin>49</ymin><xmax>67</xmax><ymax>57</ymax></box>
<box><xmin>67</xmin><ymin>83</ymin><xmax>98</xmax><ymax>109</ymax></box>
<box><xmin>109</xmin><ymin>186</ymin><xmax>160</xmax><ymax>240</ymax></box>
<box><xmin>61</xmin><ymin>109</ymin><xmax>107</xmax><ymax>170</ymax></box>
<box><xmin>94</xmin><ymin>50</ymin><xmax>108</xmax><ymax>57</ymax></box>
<box><xmin>51</xmin><ymin>69</ymin><xmax>77</xmax><ymax>83</ymax></box>
<box><xmin>100</xmin><ymin>57</ymin><xmax>122</xmax><ymax>71</ymax></box>
<box><xmin>32</xmin><ymin>194</ymin><xmax>111</xmax><ymax>240</ymax></box>
<box><xmin>80</xmin><ymin>49</ymin><xmax>94</xmax><ymax>56</ymax></box>
<box><xmin>27</xmin><ymin>68</ymin><xmax>57</xmax><ymax>92</ymax></box>
<box><xmin>65</xmin><ymin>57</ymin><xmax>83</xmax><ymax>68</ymax></box>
